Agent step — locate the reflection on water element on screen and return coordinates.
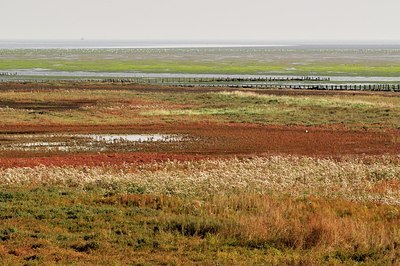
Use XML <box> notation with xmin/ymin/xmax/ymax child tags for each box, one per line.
<box><xmin>0</xmin><ymin>133</ymin><xmax>184</xmax><ymax>152</ymax></box>
<box><xmin>81</xmin><ymin>134</ymin><xmax>181</xmax><ymax>143</ymax></box>
<box><xmin>16</xmin><ymin>142</ymin><xmax>64</xmax><ymax>147</ymax></box>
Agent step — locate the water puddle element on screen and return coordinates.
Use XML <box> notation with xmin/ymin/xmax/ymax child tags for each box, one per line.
<box><xmin>81</xmin><ymin>134</ymin><xmax>181</xmax><ymax>143</ymax></box>
<box><xmin>0</xmin><ymin>133</ymin><xmax>185</xmax><ymax>152</ymax></box>
<box><xmin>16</xmin><ymin>142</ymin><xmax>65</xmax><ymax>147</ymax></box>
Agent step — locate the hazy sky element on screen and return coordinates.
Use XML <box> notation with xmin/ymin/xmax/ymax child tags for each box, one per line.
<box><xmin>1</xmin><ymin>0</ymin><xmax>400</xmax><ymax>42</ymax></box>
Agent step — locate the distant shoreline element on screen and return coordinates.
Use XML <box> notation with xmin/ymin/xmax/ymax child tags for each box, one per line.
<box><xmin>0</xmin><ymin>45</ymin><xmax>295</xmax><ymax>49</ymax></box>
<box><xmin>0</xmin><ymin>41</ymin><xmax>296</xmax><ymax>49</ymax></box>
<box><xmin>1</xmin><ymin>40</ymin><xmax>400</xmax><ymax>49</ymax></box>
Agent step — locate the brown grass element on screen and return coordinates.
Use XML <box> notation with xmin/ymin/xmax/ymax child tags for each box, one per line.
<box><xmin>1</xmin><ymin>190</ymin><xmax>399</xmax><ymax>265</ymax></box>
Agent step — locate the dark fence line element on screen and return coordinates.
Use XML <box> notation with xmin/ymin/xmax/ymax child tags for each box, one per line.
<box><xmin>174</xmin><ymin>83</ymin><xmax>400</xmax><ymax>92</ymax></box>
<box><xmin>1</xmin><ymin>78</ymin><xmax>399</xmax><ymax>92</ymax></box>
<box><xmin>0</xmin><ymin>75</ymin><xmax>329</xmax><ymax>82</ymax></box>
<box><xmin>0</xmin><ymin>79</ymin><xmax>101</xmax><ymax>83</ymax></box>
<box><xmin>100</xmin><ymin>78</ymin><xmax>400</xmax><ymax>92</ymax></box>
<box><xmin>101</xmin><ymin>76</ymin><xmax>330</xmax><ymax>83</ymax></box>
<box><xmin>0</xmin><ymin>72</ymin><xmax>17</xmax><ymax>76</ymax></box>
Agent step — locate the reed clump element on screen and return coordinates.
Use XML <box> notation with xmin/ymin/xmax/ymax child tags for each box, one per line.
<box><xmin>1</xmin><ymin>156</ymin><xmax>399</xmax><ymax>203</ymax></box>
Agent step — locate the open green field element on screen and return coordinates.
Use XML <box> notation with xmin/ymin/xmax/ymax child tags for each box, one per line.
<box><xmin>1</xmin><ymin>48</ymin><xmax>400</xmax><ymax>76</ymax></box>
<box><xmin>2</xmin><ymin>58</ymin><xmax>400</xmax><ymax>76</ymax></box>
<box><xmin>0</xmin><ymin>85</ymin><xmax>399</xmax><ymax>129</ymax></box>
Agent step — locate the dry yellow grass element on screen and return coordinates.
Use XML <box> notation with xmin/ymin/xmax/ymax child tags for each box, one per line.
<box><xmin>1</xmin><ymin>156</ymin><xmax>400</xmax><ymax>264</ymax></box>
<box><xmin>1</xmin><ymin>156</ymin><xmax>399</xmax><ymax>203</ymax></box>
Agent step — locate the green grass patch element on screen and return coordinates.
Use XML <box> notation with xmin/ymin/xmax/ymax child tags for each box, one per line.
<box><xmin>141</xmin><ymin>91</ymin><xmax>400</xmax><ymax>128</ymax></box>
<box><xmin>0</xmin><ymin>184</ymin><xmax>399</xmax><ymax>265</ymax></box>
<box><xmin>1</xmin><ymin>58</ymin><xmax>400</xmax><ymax>76</ymax></box>
<box><xmin>2</xmin><ymin>47</ymin><xmax>400</xmax><ymax>76</ymax></box>
<box><xmin>0</xmin><ymin>88</ymin><xmax>399</xmax><ymax>128</ymax></box>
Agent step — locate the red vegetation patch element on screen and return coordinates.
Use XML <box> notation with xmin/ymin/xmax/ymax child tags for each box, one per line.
<box><xmin>0</xmin><ymin>123</ymin><xmax>398</xmax><ymax>168</ymax></box>
<box><xmin>0</xmin><ymin>152</ymin><xmax>207</xmax><ymax>168</ymax></box>
<box><xmin>0</xmin><ymin>82</ymin><xmax>398</xmax><ymax>167</ymax></box>
<box><xmin>192</xmin><ymin>123</ymin><xmax>400</xmax><ymax>157</ymax></box>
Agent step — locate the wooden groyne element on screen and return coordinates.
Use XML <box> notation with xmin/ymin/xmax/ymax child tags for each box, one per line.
<box><xmin>0</xmin><ymin>76</ymin><xmax>399</xmax><ymax>92</ymax></box>
<box><xmin>101</xmin><ymin>76</ymin><xmax>330</xmax><ymax>84</ymax></box>
<box><xmin>160</xmin><ymin>76</ymin><xmax>331</xmax><ymax>82</ymax></box>
<box><xmin>100</xmin><ymin>77</ymin><xmax>400</xmax><ymax>92</ymax></box>
<box><xmin>174</xmin><ymin>83</ymin><xmax>400</xmax><ymax>92</ymax></box>
<box><xmin>0</xmin><ymin>72</ymin><xmax>17</xmax><ymax>76</ymax></box>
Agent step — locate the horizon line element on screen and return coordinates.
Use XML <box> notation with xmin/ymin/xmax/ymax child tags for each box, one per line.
<box><xmin>1</xmin><ymin>39</ymin><xmax>400</xmax><ymax>44</ymax></box>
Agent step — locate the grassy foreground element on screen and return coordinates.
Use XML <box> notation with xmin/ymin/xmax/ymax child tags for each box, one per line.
<box><xmin>1</xmin><ymin>157</ymin><xmax>400</xmax><ymax>265</ymax></box>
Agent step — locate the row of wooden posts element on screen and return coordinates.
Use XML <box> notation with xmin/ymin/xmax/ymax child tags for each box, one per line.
<box><xmin>1</xmin><ymin>78</ymin><xmax>399</xmax><ymax>92</ymax></box>
<box><xmin>102</xmin><ymin>76</ymin><xmax>330</xmax><ymax>84</ymax></box>
<box><xmin>157</xmin><ymin>76</ymin><xmax>331</xmax><ymax>82</ymax></box>
<box><xmin>174</xmin><ymin>83</ymin><xmax>400</xmax><ymax>92</ymax></box>
<box><xmin>100</xmin><ymin>78</ymin><xmax>400</xmax><ymax>92</ymax></box>
<box><xmin>0</xmin><ymin>72</ymin><xmax>17</xmax><ymax>76</ymax></box>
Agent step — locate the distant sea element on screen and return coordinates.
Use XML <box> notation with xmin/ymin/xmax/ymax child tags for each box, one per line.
<box><xmin>1</xmin><ymin>40</ymin><xmax>400</xmax><ymax>49</ymax></box>
<box><xmin>0</xmin><ymin>40</ymin><xmax>296</xmax><ymax>49</ymax></box>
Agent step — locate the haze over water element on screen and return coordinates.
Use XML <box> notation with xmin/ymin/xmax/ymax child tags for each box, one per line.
<box><xmin>1</xmin><ymin>40</ymin><xmax>400</xmax><ymax>49</ymax></box>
